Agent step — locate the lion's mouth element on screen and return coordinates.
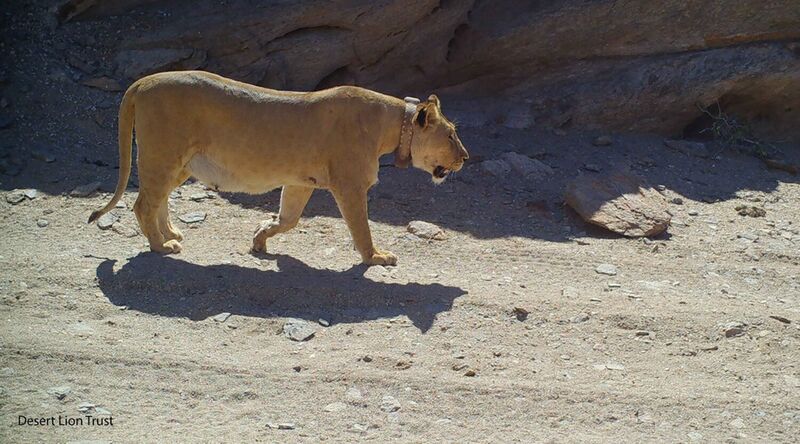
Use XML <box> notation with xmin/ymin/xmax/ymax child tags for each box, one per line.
<box><xmin>433</xmin><ymin>165</ymin><xmax>450</xmax><ymax>179</ymax></box>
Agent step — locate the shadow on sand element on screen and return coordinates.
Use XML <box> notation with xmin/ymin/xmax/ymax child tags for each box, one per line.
<box><xmin>96</xmin><ymin>253</ymin><xmax>466</xmax><ymax>332</ymax></box>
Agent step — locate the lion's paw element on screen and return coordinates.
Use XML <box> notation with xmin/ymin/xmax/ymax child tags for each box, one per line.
<box><xmin>251</xmin><ymin>218</ymin><xmax>279</xmax><ymax>253</ymax></box>
<box><xmin>251</xmin><ymin>239</ymin><xmax>267</xmax><ymax>253</ymax></box>
<box><xmin>152</xmin><ymin>239</ymin><xmax>182</xmax><ymax>254</ymax></box>
<box><xmin>365</xmin><ymin>249</ymin><xmax>397</xmax><ymax>266</ymax></box>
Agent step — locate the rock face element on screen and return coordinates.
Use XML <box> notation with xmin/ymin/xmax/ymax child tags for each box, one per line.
<box><xmin>58</xmin><ymin>0</ymin><xmax>800</xmax><ymax>140</ymax></box>
<box><xmin>565</xmin><ymin>172</ymin><xmax>671</xmax><ymax>237</ymax></box>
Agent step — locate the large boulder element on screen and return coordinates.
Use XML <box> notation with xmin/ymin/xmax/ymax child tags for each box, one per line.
<box><xmin>565</xmin><ymin>172</ymin><xmax>671</xmax><ymax>237</ymax></box>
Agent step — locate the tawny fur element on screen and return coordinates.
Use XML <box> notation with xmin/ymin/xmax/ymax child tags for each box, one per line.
<box><xmin>90</xmin><ymin>71</ymin><xmax>468</xmax><ymax>265</ymax></box>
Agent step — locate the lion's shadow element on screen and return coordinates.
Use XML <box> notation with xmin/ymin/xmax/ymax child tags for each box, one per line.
<box><xmin>96</xmin><ymin>253</ymin><xmax>465</xmax><ymax>332</ymax></box>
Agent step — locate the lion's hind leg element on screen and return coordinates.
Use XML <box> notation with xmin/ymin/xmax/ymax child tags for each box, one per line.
<box><xmin>157</xmin><ymin>170</ymin><xmax>190</xmax><ymax>243</ymax></box>
<box><xmin>134</xmin><ymin>170</ymin><xmax>187</xmax><ymax>254</ymax></box>
<box><xmin>134</xmin><ymin>191</ymin><xmax>181</xmax><ymax>254</ymax></box>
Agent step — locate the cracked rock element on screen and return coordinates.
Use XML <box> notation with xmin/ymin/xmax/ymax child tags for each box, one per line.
<box><xmin>566</xmin><ymin>172</ymin><xmax>671</xmax><ymax>237</ymax></box>
<box><xmin>283</xmin><ymin>319</ymin><xmax>317</xmax><ymax>341</ymax></box>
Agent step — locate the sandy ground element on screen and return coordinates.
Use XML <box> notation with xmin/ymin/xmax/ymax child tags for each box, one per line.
<box><xmin>1</xmin><ymin>127</ymin><xmax>799</xmax><ymax>442</ymax></box>
<box><xmin>1</xmin><ymin>2</ymin><xmax>800</xmax><ymax>443</ymax></box>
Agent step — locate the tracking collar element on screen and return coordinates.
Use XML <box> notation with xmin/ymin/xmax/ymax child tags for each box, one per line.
<box><xmin>394</xmin><ymin>96</ymin><xmax>419</xmax><ymax>168</ymax></box>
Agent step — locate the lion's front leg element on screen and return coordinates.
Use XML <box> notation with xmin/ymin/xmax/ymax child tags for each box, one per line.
<box><xmin>331</xmin><ymin>187</ymin><xmax>396</xmax><ymax>266</ymax></box>
<box><xmin>252</xmin><ymin>185</ymin><xmax>313</xmax><ymax>252</ymax></box>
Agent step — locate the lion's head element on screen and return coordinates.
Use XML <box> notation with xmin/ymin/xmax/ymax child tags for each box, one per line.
<box><xmin>410</xmin><ymin>95</ymin><xmax>469</xmax><ymax>184</ymax></box>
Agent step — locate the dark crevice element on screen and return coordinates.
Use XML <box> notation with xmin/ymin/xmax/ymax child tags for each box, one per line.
<box><xmin>682</xmin><ymin>109</ymin><xmax>717</xmax><ymax>141</ymax></box>
<box><xmin>270</xmin><ymin>25</ymin><xmax>351</xmax><ymax>42</ymax></box>
<box><xmin>446</xmin><ymin>23</ymin><xmax>470</xmax><ymax>63</ymax></box>
<box><xmin>354</xmin><ymin>10</ymin><xmax>369</xmax><ymax>22</ymax></box>
<box><xmin>385</xmin><ymin>29</ymin><xmax>406</xmax><ymax>39</ymax></box>
<box><xmin>682</xmin><ymin>90</ymin><xmax>798</xmax><ymax>144</ymax></box>
<box><xmin>444</xmin><ymin>0</ymin><xmax>475</xmax><ymax>63</ymax></box>
<box><xmin>314</xmin><ymin>65</ymin><xmax>354</xmax><ymax>90</ymax></box>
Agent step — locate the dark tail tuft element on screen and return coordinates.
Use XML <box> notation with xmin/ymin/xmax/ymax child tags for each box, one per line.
<box><xmin>88</xmin><ymin>211</ymin><xmax>101</xmax><ymax>224</ymax></box>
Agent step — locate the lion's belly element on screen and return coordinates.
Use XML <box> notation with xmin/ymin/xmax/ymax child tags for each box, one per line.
<box><xmin>186</xmin><ymin>153</ymin><xmax>325</xmax><ymax>194</ymax></box>
<box><xmin>186</xmin><ymin>153</ymin><xmax>277</xmax><ymax>194</ymax></box>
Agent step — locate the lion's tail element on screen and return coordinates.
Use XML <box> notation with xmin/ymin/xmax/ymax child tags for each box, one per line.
<box><xmin>88</xmin><ymin>82</ymin><xmax>138</xmax><ymax>224</ymax></box>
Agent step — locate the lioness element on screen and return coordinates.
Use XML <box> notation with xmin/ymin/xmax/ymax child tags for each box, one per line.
<box><xmin>89</xmin><ymin>71</ymin><xmax>468</xmax><ymax>265</ymax></box>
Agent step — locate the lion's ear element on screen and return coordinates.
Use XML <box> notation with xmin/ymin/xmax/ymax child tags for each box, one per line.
<box><xmin>415</xmin><ymin>103</ymin><xmax>430</xmax><ymax>128</ymax></box>
<box><xmin>415</xmin><ymin>99</ymin><xmax>441</xmax><ymax>129</ymax></box>
<box><xmin>427</xmin><ymin>94</ymin><xmax>440</xmax><ymax>108</ymax></box>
